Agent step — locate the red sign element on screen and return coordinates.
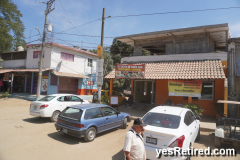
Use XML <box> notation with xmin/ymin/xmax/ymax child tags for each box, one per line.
<box><xmin>115</xmin><ymin>63</ymin><xmax>145</xmax><ymax>79</ymax></box>
<box><xmin>88</xmin><ymin>81</ymin><xmax>94</xmax><ymax>85</ymax></box>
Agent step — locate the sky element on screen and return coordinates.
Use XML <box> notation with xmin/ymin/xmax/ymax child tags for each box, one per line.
<box><xmin>12</xmin><ymin>0</ymin><xmax>240</xmax><ymax>51</ymax></box>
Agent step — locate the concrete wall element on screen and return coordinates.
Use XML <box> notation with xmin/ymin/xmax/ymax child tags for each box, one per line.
<box><xmin>133</xmin><ymin>32</ymin><xmax>214</xmax><ymax>55</ymax></box>
<box><xmin>51</xmin><ymin>46</ymin><xmax>98</xmax><ymax>75</ymax></box>
<box><xmin>0</xmin><ymin>59</ymin><xmax>26</xmax><ymax>68</ymax></box>
<box><xmin>155</xmin><ymin>79</ymin><xmax>224</xmax><ymax>116</ymax></box>
<box><xmin>121</xmin><ymin>52</ymin><xmax>227</xmax><ymax>63</ymax></box>
<box><xmin>26</xmin><ymin>47</ymin><xmax>52</xmax><ymax>69</ymax></box>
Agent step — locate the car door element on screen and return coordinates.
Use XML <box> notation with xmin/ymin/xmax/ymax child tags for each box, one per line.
<box><xmin>70</xmin><ymin>96</ymin><xmax>83</xmax><ymax>105</ymax></box>
<box><xmin>84</xmin><ymin>108</ymin><xmax>105</xmax><ymax>133</ymax></box>
<box><xmin>57</xmin><ymin>96</ymin><xmax>72</xmax><ymax>111</ymax></box>
<box><xmin>188</xmin><ymin>111</ymin><xmax>198</xmax><ymax>140</ymax></box>
<box><xmin>186</xmin><ymin>111</ymin><xmax>196</xmax><ymax>144</ymax></box>
<box><xmin>100</xmin><ymin>107</ymin><xmax>122</xmax><ymax>130</ymax></box>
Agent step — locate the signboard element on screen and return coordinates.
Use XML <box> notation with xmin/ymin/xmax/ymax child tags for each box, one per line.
<box><xmin>41</xmin><ymin>75</ymin><xmax>49</xmax><ymax>93</ymax></box>
<box><xmin>110</xmin><ymin>96</ymin><xmax>118</xmax><ymax>105</ymax></box>
<box><xmin>115</xmin><ymin>63</ymin><xmax>145</xmax><ymax>79</ymax></box>
<box><xmin>168</xmin><ymin>80</ymin><xmax>202</xmax><ymax>97</ymax></box>
<box><xmin>3</xmin><ymin>73</ymin><xmax>9</xmax><ymax>81</ymax></box>
<box><xmin>88</xmin><ymin>81</ymin><xmax>94</xmax><ymax>85</ymax></box>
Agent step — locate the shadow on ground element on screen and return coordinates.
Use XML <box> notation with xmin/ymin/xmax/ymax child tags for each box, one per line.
<box><xmin>23</xmin><ymin>117</ymin><xmax>53</xmax><ymax>124</ymax></box>
<box><xmin>112</xmin><ymin>150</ymin><xmax>124</xmax><ymax>160</ymax></box>
<box><xmin>47</xmin><ymin>132</ymin><xmax>86</xmax><ymax>145</ymax></box>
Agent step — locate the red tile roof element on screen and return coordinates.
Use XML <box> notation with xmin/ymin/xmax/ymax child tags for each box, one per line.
<box><xmin>105</xmin><ymin>60</ymin><xmax>225</xmax><ymax>79</ymax></box>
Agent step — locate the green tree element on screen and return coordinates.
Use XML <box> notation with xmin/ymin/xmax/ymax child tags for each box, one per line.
<box><xmin>0</xmin><ymin>0</ymin><xmax>26</xmax><ymax>53</ymax></box>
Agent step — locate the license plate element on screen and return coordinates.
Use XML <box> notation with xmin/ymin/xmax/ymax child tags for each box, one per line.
<box><xmin>146</xmin><ymin>137</ymin><xmax>157</xmax><ymax>145</ymax></box>
<box><xmin>34</xmin><ymin>106</ymin><xmax>37</xmax><ymax>110</ymax></box>
<box><xmin>62</xmin><ymin>128</ymin><xmax>67</xmax><ymax>133</ymax></box>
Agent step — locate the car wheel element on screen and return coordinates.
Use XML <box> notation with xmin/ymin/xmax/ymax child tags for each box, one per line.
<box><xmin>195</xmin><ymin>128</ymin><xmax>200</xmax><ymax>141</ymax></box>
<box><xmin>215</xmin><ymin>137</ymin><xmax>221</xmax><ymax>148</ymax></box>
<box><xmin>84</xmin><ymin>127</ymin><xmax>96</xmax><ymax>142</ymax></box>
<box><xmin>50</xmin><ymin>110</ymin><xmax>61</xmax><ymax>122</ymax></box>
<box><xmin>121</xmin><ymin>118</ymin><xmax>127</xmax><ymax>129</ymax></box>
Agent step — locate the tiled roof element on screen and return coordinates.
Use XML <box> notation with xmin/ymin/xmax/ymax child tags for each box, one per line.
<box><xmin>105</xmin><ymin>60</ymin><xmax>226</xmax><ymax>79</ymax></box>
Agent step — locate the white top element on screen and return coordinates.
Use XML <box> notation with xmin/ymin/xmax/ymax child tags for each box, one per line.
<box><xmin>123</xmin><ymin>127</ymin><xmax>146</xmax><ymax>160</ymax></box>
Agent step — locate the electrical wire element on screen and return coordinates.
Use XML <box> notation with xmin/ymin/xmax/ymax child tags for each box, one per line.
<box><xmin>109</xmin><ymin>7</ymin><xmax>240</xmax><ymax>18</ymax></box>
<box><xmin>58</xmin><ymin>0</ymin><xmax>94</xmax><ymax>45</ymax></box>
<box><xmin>54</xmin><ymin>32</ymin><xmax>115</xmax><ymax>38</ymax></box>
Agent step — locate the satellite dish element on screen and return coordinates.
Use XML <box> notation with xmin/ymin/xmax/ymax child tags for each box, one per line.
<box><xmin>56</xmin><ymin>61</ymin><xmax>62</xmax><ymax>72</ymax></box>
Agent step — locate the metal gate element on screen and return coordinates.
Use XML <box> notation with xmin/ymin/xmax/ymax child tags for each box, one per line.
<box><xmin>59</xmin><ymin>77</ymin><xmax>78</xmax><ymax>94</ymax></box>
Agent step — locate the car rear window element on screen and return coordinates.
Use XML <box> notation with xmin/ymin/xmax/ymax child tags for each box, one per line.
<box><xmin>59</xmin><ymin>107</ymin><xmax>82</xmax><ymax>121</ymax></box>
<box><xmin>142</xmin><ymin>112</ymin><xmax>181</xmax><ymax>129</ymax></box>
<box><xmin>38</xmin><ymin>96</ymin><xmax>55</xmax><ymax>101</ymax></box>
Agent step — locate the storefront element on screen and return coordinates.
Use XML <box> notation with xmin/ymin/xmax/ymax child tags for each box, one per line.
<box><xmin>105</xmin><ymin>60</ymin><xmax>227</xmax><ymax>116</ymax></box>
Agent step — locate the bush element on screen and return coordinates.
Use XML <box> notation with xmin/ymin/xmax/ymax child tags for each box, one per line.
<box><xmin>183</xmin><ymin>103</ymin><xmax>204</xmax><ymax>116</ymax></box>
<box><xmin>101</xmin><ymin>95</ymin><xmax>109</xmax><ymax>105</ymax></box>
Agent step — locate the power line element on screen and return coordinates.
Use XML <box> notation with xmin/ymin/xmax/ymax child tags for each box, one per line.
<box><xmin>54</xmin><ymin>32</ymin><xmax>115</xmax><ymax>38</ymax></box>
<box><xmin>57</xmin><ymin>0</ymin><xmax>94</xmax><ymax>45</ymax></box>
<box><xmin>109</xmin><ymin>7</ymin><xmax>240</xmax><ymax>18</ymax></box>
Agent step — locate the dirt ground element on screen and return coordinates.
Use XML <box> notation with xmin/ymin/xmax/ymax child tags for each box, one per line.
<box><xmin>0</xmin><ymin>98</ymin><xmax>239</xmax><ymax>160</ymax></box>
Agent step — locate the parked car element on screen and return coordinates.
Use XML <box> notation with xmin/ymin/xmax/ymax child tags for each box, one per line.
<box><xmin>29</xmin><ymin>94</ymin><xmax>90</xmax><ymax>122</ymax></box>
<box><xmin>55</xmin><ymin>103</ymin><xmax>132</xmax><ymax>142</ymax></box>
<box><xmin>142</xmin><ymin>106</ymin><xmax>200</xmax><ymax>160</ymax></box>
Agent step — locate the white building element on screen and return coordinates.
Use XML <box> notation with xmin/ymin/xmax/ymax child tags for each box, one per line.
<box><xmin>0</xmin><ymin>42</ymin><xmax>99</xmax><ymax>95</ymax></box>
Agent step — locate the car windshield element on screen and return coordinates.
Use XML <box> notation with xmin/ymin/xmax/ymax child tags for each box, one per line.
<box><xmin>38</xmin><ymin>96</ymin><xmax>55</xmax><ymax>101</ymax></box>
<box><xmin>59</xmin><ymin>107</ymin><xmax>82</xmax><ymax>121</ymax></box>
<box><xmin>142</xmin><ymin>112</ymin><xmax>181</xmax><ymax>129</ymax></box>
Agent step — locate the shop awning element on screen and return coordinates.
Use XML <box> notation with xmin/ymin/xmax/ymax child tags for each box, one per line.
<box><xmin>52</xmin><ymin>70</ymin><xmax>90</xmax><ymax>79</ymax></box>
<box><xmin>105</xmin><ymin>60</ymin><xmax>226</xmax><ymax>79</ymax></box>
<box><xmin>0</xmin><ymin>68</ymin><xmax>52</xmax><ymax>74</ymax></box>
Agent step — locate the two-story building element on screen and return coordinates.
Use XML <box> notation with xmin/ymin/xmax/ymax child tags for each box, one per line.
<box><xmin>105</xmin><ymin>23</ymin><xmax>229</xmax><ymax>116</ymax></box>
<box><xmin>0</xmin><ymin>42</ymin><xmax>99</xmax><ymax>95</ymax></box>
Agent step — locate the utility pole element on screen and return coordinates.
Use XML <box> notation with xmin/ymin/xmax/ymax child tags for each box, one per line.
<box><xmin>36</xmin><ymin>0</ymin><xmax>55</xmax><ymax>99</ymax></box>
<box><xmin>97</xmin><ymin>8</ymin><xmax>105</xmax><ymax>102</ymax></box>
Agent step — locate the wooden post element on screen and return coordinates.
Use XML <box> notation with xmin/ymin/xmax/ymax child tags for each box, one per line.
<box><xmin>188</xmin><ymin>97</ymin><xmax>192</xmax><ymax>103</ymax></box>
<box><xmin>224</xmin><ymin>78</ymin><xmax>228</xmax><ymax>116</ymax></box>
<box><xmin>110</xmin><ymin>79</ymin><xmax>113</xmax><ymax>96</ymax></box>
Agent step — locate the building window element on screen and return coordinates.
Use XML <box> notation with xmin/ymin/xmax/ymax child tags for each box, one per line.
<box><xmin>50</xmin><ymin>74</ymin><xmax>58</xmax><ymax>85</ymax></box>
<box><xmin>61</xmin><ymin>52</ymin><xmax>74</xmax><ymax>62</ymax></box>
<box><xmin>200</xmin><ymin>82</ymin><xmax>214</xmax><ymax>100</ymax></box>
<box><xmin>88</xmin><ymin>59</ymin><xmax>92</xmax><ymax>67</ymax></box>
<box><xmin>33</xmin><ymin>51</ymin><xmax>41</xmax><ymax>58</ymax></box>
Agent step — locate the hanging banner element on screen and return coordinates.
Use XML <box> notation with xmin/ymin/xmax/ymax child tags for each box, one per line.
<box><xmin>115</xmin><ymin>63</ymin><xmax>145</xmax><ymax>79</ymax></box>
<box><xmin>41</xmin><ymin>76</ymin><xmax>49</xmax><ymax>93</ymax></box>
<box><xmin>168</xmin><ymin>80</ymin><xmax>202</xmax><ymax>97</ymax></box>
<box><xmin>3</xmin><ymin>73</ymin><xmax>9</xmax><ymax>81</ymax></box>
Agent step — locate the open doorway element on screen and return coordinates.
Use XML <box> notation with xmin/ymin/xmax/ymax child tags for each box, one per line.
<box><xmin>134</xmin><ymin>80</ymin><xmax>155</xmax><ymax>104</ymax></box>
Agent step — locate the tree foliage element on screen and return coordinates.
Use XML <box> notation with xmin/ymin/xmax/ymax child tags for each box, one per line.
<box><xmin>0</xmin><ymin>0</ymin><xmax>26</xmax><ymax>53</ymax></box>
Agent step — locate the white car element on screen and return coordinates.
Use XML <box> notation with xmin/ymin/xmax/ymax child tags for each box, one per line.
<box><xmin>29</xmin><ymin>94</ymin><xmax>90</xmax><ymax>122</ymax></box>
<box><xmin>142</xmin><ymin>106</ymin><xmax>200</xmax><ymax>160</ymax></box>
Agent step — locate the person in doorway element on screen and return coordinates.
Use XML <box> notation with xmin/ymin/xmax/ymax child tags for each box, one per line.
<box><xmin>0</xmin><ymin>79</ymin><xmax>3</xmax><ymax>92</ymax></box>
<box><xmin>125</xmin><ymin>95</ymin><xmax>133</xmax><ymax>107</ymax></box>
<box><xmin>123</xmin><ymin>118</ymin><xmax>147</xmax><ymax>160</ymax></box>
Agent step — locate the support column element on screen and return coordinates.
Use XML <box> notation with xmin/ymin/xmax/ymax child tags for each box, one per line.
<box><xmin>224</xmin><ymin>78</ymin><xmax>228</xmax><ymax>116</ymax></box>
<box><xmin>110</xmin><ymin>79</ymin><xmax>113</xmax><ymax>96</ymax></box>
<box><xmin>133</xmin><ymin>46</ymin><xmax>142</xmax><ymax>56</ymax></box>
<box><xmin>188</xmin><ymin>97</ymin><xmax>192</xmax><ymax>104</ymax></box>
<box><xmin>131</xmin><ymin>79</ymin><xmax>134</xmax><ymax>96</ymax></box>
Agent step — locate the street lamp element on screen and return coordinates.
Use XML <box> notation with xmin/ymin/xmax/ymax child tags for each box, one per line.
<box><xmin>35</xmin><ymin>27</ymin><xmax>42</xmax><ymax>39</ymax></box>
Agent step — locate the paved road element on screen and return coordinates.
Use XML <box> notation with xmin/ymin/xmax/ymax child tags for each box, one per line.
<box><xmin>0</xmin><ymin>98</ymin><xmax>239</xmax><ymax>160</ymax></box>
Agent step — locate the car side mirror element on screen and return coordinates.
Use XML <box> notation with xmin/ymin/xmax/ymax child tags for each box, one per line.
<box><xmin>195</xmin><ymin>116</ymin><xmax>201</xmax><ymax>120</ymax></box>
<box><xmin>117</xmin><ymin>111</ymin><xmax>120</xmax><ymax>114</ymax></box>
